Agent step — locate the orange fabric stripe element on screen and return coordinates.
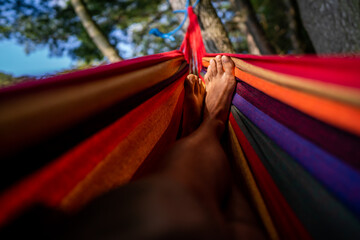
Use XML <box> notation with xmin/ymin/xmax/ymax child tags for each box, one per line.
<box><xmin>203</xmin><ymin>61</ymin><xmax>360</xmax><ymax>136</ymax></box>
<box><xmin>59</xmin><ymin>77</ymin><xmax>185</xmax><ymax>212</ymax></box>
<box><xmin>131</xmin><ymin>92</ymin><xmax>184</xmax><ymax>180</ymax></box>
<box><xmin>235</xmin><ymin>68</ymin><xmax>360</xmax><ymax>135</ymax></box>
<box><xmin>203</xmin><ymin>57</ymin><xmax>360</xmax><ymax>106</ymax></box>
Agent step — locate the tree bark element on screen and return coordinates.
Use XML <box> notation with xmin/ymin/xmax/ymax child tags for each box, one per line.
<box><xmin>283</xmin><ymin>0</ymin><xmax>303</xmax><ymax>53</ymax></box>
<box><xmin>230</xmin><ymin>9</ymin><xmax>261</xmax><ymax>54</ymax></box>
<box><xmin>231</xmin><ymin>0</ymin><xmax>275</xmax><ymax>55</ymax></box>
<box><xmin>168</xmin><ymin>0</ymin><xmax>235</xmax><ymax>53</ymax></box>
<box><xmin>70</xmin><ymin>0</ymin><xmax>122</xmax><ymax>62</ymax></box>
<box><xmin>246</xmin><ymin>32</ymin><xmax>261</xmax><ymax>55</ymax></box>
<box><xmin>296</xmin><ymin>0</ymin><xmax>360</xmax><ymax>53</ymax></box>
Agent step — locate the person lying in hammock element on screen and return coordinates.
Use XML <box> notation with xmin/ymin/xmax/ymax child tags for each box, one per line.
<box><xmin>2</xmin><ymin>56</ymin><xmax>266</xmax><ymax>239</ymax></box>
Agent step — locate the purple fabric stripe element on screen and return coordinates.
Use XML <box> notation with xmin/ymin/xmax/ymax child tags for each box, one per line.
<box><xmin>236</xmin><ymin>81</ymin><xmax>360</xmax><ymax>170</ymax></box>
<box><xmin>232</xmin><ymin>94</ymin><xmax>360</xmax><ymax>217</ymax></box>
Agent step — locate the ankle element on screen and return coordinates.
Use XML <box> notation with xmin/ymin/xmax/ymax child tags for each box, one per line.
<box><xmin>202</xmin><ymin>118</ymin><xmax>226</xmax><ymax>138</ymax></box>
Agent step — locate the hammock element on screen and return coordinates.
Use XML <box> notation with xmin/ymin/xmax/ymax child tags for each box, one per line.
<box><xmin>1</xmin><ymin>6</ymin><xmax>360</xmax><ymax>240</ymax></box>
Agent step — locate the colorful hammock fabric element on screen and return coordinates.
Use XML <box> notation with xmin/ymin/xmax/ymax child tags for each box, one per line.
<box><xmin>0</xmin><ymin>50</ymin><xmax>359</xmax><ymax>239</ymax></box>
<box><xmin>1</xmin><ymin>6</ymin><xmax>360</xmax><ymax>238</ymax></box>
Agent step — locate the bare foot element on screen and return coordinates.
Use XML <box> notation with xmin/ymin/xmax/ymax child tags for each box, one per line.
<box><xmin>204</xmin><ymin>55</ymin><xmax>236</xmax><ymax>136</ymax></box>
<box><xmin>181</xmin><ymin>74</ymin><xmax>206</xmax><ymax>137</ymax></box>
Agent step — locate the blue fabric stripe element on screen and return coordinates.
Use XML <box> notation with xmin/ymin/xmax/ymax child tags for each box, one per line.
<box><xmin>232</xmin><ymin>93</ymin><xmax>360</xmax><ymax>217</ymax></box>
<box><xmin>231</xmin><ymin>106</ymin><xmax>360</xmax><ymax>239</ymax></box>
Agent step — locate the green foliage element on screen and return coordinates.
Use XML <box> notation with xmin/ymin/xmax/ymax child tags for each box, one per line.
<box><xmin>251</xmin><ymin>0</ymin><xmax>291</xmax><ymax>53</ymax></box>
<box><xmin>251</xmin><ymin>0</ymin><xmax>314</xmax><ymax>54</ymax></box>
<box><xmin>213</xmin><ymin>0</ymin><xmax>314</xmax><ymax>54</ymax></box>
<box><xmin>212</xmin><ymin>0</ymin><xmax>249</xmax><ymax>53</ymax></box>
<box><xmin>0</xmin><ymin>72</ymin><xmax>31</xmax><ymax>87</ymax></box>
<box><xmin>0</xmin><ymin>0</ymin><xmax>182</xmax><ymax>62</ymax></box>
<box><xmin>0</xmin><ymin>0</ymin><xmax>314</xmax><ymax>63</ymax></box>
<box><xmin>0</xmin><ymin>72</ymin><xmax>14</xmax><ymax>87</ymax></box>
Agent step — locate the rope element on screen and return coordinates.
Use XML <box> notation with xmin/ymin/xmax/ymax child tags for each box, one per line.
<box><xmin>149</xmin><ymin>0</ymin><xmax>200</xmax><ymax>41</ymax></box>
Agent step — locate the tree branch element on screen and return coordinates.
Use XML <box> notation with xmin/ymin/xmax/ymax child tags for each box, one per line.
<box><xmin>70</xmin><ymin>0</ymin><xmax>122</xmax><ymax>62</ymax></box>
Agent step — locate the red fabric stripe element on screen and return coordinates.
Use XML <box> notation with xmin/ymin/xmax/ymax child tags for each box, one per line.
<box><xmin>206</xmin><ymin>53</ymin><xmax>360</xmax><ymax>89</ymax></box>
<box><xmin>0</xmin><ymin>50</ymin><xmax>184</xmax><ymax>97</ymax></box>
<box><xmin>229</xmin><ymin>113</ymin><xmax>311</xmax><ymax>240</ymax></box>
<box><xmin>0</xmin><ymin>73</ymin><xmax>186</xmax><ymax>226</ymax></box>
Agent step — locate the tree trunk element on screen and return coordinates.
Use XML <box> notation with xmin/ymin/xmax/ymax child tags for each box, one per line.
<box><xmin>70</xmin><ymin>0</ymin><xmax>122</xmax><ymax>62</ymax></box>
<box><xmin>168</xmin><ymin>0</ymin><xmax>235</xmax><ymax>53</ymax></box>
<box><xmin>296</xmin><ymin>0</ymin><xmax>360</xmax><ymax>53</ymax></box>
<box><xmin>246</xmin><ymin>32</ymin><xmax>261</xmax><ymax>55</ymax></box>
<box><xmin>283</xmin><ymin>0</ymin><xmax>303</xmax><ymax>54</ymax></box>
<box><xmin>231</xmin><ymin>0</ymin><xmax>275</xmax><ymax>55</ymax></box>
<box><xmin>231</xmin><ymin>9</ymin><xmax>261</xmax><ymax>54</ymax></box>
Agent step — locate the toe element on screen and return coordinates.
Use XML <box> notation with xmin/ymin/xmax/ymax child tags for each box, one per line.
<box><xmin>215</xmin><ymin>55</ymin><xmax>224</xmax><ymax>75</ymax></box>
<box><xmin>198</xmin><ymin>77</ymin><xmax>205</xmax><ymax>94</ymax></box>
<box><xmin>193</xmin><ymin>75</ymin><xmax>199</xmax><ymax>93</ymax></box>
<box><xmin>185</xmin><ymin>74</ymin><xmax>196</xmax><ymax>93</ymax></box>
<box><xmin>206</xmin><ymin>58</ymin><xmax>217</xmax><ymax>80</ymax></box>
<box><xmin>222</xmin><ymin>55</ymin><xmax>235</xmax><ymax>75</ymax></box>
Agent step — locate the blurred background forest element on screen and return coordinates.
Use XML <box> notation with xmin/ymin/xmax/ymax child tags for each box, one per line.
<box><xmin>0</xmin><ymin>0</ymin><xmax>359</xmax><ymax>86</ymax></box>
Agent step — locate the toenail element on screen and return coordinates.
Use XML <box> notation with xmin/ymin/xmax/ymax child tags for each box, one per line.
<box><xmin>216</xmin><ymin>55</ymin><xmax>221</xmax><ymax>60</ymax></box>
<box><xmin>222</xmin><ymin>55</ymin><xmax>229</xmax><ymax>62</ymax></box>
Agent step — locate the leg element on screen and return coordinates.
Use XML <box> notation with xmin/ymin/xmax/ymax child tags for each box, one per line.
<box><xmin>159</xmin><ymin>55</ymin><xmax>236</xmax><ymax>204</ymax></box>
<box><xmin>61</xmin><ymin>59</ymin><xmax>237</xmax><ymax>238</ymax></box>
<box><xmin>49</xmin><ymin>56</ymin><xmax>264</xmax><ymax>239</ymax></box>
<box><xmin>148</xmin><ymin>55</ymin><xmax>237</xmax><ymax>231</ymax></box>
<box><xmin>181</xmin><ymin>74</ymin><xmax>205</xmax><ymax>137</ymax></box>
<box><xmin>154</xmin><ymin>55</ymin><xmax>266</xmax><ymax>239</ymax></box>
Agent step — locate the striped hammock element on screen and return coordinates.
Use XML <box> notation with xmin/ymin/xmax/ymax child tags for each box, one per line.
<box><xmin>0</xmin><ymin>50</ymin><xmax>359</xmax><ymax>239</ymax></box>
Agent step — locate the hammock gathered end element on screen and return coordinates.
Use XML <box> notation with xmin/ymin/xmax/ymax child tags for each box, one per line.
<box><xmin>180</xmin><ymin>6</ymin><xmax>206</xmax><ymax>75</ymax></box>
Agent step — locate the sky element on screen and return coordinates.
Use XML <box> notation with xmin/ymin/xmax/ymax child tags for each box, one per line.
<box><xmin>0</xmin><ymin>39</ymin><xmax>73</xmax><ymax>77</ymax></box>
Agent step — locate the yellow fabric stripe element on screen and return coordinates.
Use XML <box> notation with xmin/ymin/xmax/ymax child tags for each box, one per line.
<box><xmin>228</xmin><ymin>123</ymin><xmax>280</xmax><ymax>240</ymax></box>
<box><xmin>0</xmin><ymin>57</ymin><xmax>185</xmax><ymax>158</ymax></box>
<box><xmin>203</xmin><ymin>57</ymin><xmax>360</xmax><ymax>106</ymax></box>
<box><xmin>60</xmin><ymin>78</ymin><xmax>184</xmax><ymax>212</ymax></box>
